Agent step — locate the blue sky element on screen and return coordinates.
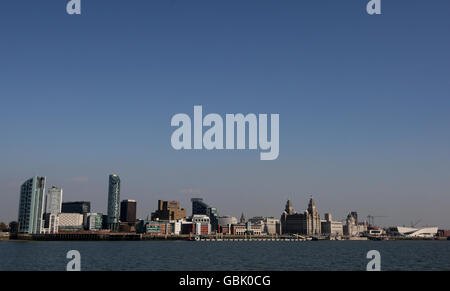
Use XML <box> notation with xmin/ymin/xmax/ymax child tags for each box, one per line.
<box><xmin>1</xmin><ymin>0</ymin><xmax>449</xmax><ymax>227</ymax></box>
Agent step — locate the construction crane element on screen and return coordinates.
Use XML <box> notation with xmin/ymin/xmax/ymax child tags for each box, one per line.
<box><xmin>367</xmin><ymin>215</ymin><xmax>388</xmax><ymax>227</ymax></box>
<box><xmin>410</xmin><ymin>219</ymin><xmax>422</xmax><ymax>228</ymax></box>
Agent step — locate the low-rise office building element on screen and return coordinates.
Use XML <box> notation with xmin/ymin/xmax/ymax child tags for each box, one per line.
<box><xmin>231</xmin><ymin>224</ymin><xmax>247</xmax><ymax>235</ymax></box>
<box><xmin>248</xmin><ymin>217</ymin><xmax>281</xmax><ymax>235</ymax></box>
<box><xmin>58</xmin><ymin>213</ymin><xmax>84</xmax><ymax>231</ymax></box>
<box><xmin>170</xmin><ymin>221</ymin><xmax>182</xmax><ymax>235</ymax></box>
<box><xmin>247</xmin><ymin>222</ymin><xmax>263</xmax><ymax>235</ymax></box>
<box><xmin>85</xmin><ymin>213</ymin><xmax>103</xmax><ymax>231</ymax></box>
<box><xmin>143</xmin><ymin>221</ymin><xmax>172</xmax><ymax>235</ymax></box>
<box><xmin>179</xmin><ymin>216</ymin><xmax>211</xmax><ymax>235</ymax></box>
<box><xmin>192</xmin><ymin>215</ymin><xmax>211</xmax><ymax>235</ymax></box>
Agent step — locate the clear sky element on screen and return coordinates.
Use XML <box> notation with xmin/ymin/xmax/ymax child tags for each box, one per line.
<box><xmin>1</xmin><ymin>0</ymin><xmax>449</xmax><ymax>228</ymax></box>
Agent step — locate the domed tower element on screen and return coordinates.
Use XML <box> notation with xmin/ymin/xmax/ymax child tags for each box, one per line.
<box><xmin>240</xmin><ymin>212</ymin><xmax>246</xmax><ymax>224</ymax></box>
<box><xmin>285</xmin><ymin>199</ymin><xmax>294</xmax><ymax>215</ymax></box>
<box><xmin>307</xmin><ymin>196</ymin><xmax>321</xmax><ymax>235</ymax></box>
<box><xmin>307</xmin><ymin>197</ymin><xmax>318</xmax><ymax>216</ymax></box>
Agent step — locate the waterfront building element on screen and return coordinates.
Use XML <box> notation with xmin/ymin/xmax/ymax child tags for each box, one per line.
<box><xmin>220</xmin><ymin>221</ymin><xmax>263</xmax><ymax>236</ymax></box>
<box><xmin>191</xmin><ymin>198</ymin><xmax>219</xmax><ymax>232</ymax></box>
<box><xmin>120</xmin><ymin>199</ymin><xmax>137</xmax><ymax>223</ymax></box>
<box><xmin>350</xmin><ymin>212</ymin><xmax>358</xmax><ymax>224</ymax></box>
<box><xmin>387</xmin><ymin>226</ymin><xmax>438</xmax><ymax>238</ymax></box>
<box><xmin>44</xmin><ymin>186</ymin><xmax>63</xmax><ymax>234</ymax></box>
<box><xmin>231</xmin><ymin>224</ymin><xmax>247</xmax><ymax>235</ymax></box>
<box><xmin>57</xmin><ymin>213</ymin><xmax>84</xmax><ymax>231</ymax></box>
<box><xmin>437</xmin><ymin>229</ymin><xmax>450</xmax><ymax>238</ymax></box>
<box><xmin>263</xmin><ymin>217</ymin><xmax>281</xmax><ymax>235</ymax></box>
<box><xmin>62</xmin><ymin>201</ymin><xmax>90</xmax><ymax>214</ymax></box>
<box><xmin>343</xmin><ymin>215</ymin><xmax>356</xmax><ymax>236</ymax></box>
<box><xmin>180</xmin><ymin>222</ymin><xmax>195</xmax><ymax>235</ymax></box>
<box><xmin>142</xmin><ymin>221</ymin><xmax>172</xmax><ymax>235</ymax></box>
<box><xmin>192</xmin><ymin>214</ymin><xmax>211</xmax><ymax>235</ymax></box>
<box><xmin>280</xmin><ymin>197</ymin><xmax>321</xmax><ymax>235</ymax></box>
<box><xmin>280</xmin><ymin>200</ymin><xmax>302</xmax><ymax>234</ymax></box>
<box><xmin>138</xmin><ymin>218</ymin><xmax>178</xmax><ymax>235</ymax></box>
<box><xmin>43</xmin><ymin>213</ymin><xmax>59</xmax><ymax>234</ymax></box>
<box><xmin>119</xmin><ymin>222</ymin><xmax>137</xmax><ymax>233</ymax></box>
<box><xmin>170</xmin><ymin>221</ymin><xmax>182</xmax><ymax>235</ymax></box>
<box><xmin>218</xmin><ymin>216</ymin><xmax>238</xmax><ymax>227</ymax></box>
<box><xmin>102</xmin><ymin>214</ymin><xmax>109</xmax><ymax>229</ymax></box>
<box><xmin>358</xmin><ymin>223</ymin><xmax>368</xmax><ymax>235</ymax></box>
<box><xmin>151</xmin><ymin>200</ymin><xmax>186</xmax><ymax>221</ymax></box>
<box><xmin>248</xmin><ymin>217</ymin><xmax>280</xmax><ymax>235</ymax></box>
<box><xmin>248</xmin><ymin>216</ymin><xmax>264</xmax><ymax>225</ymax></box>
<box><xmin>246</xmin><ymin>221</ymin><xmax>263</xmax><ymax>235</ymax></box>
<box><xmin>136</xmin><ymin>220</ymin><xmax>172</xmax><ymax>235</ymax></box>
<box><xmin>85</xmin><ymin>213</ymin><xmax>103</xmax><ymax>230</ymax></box>
<box><xmin>178</xmin><ymin>218</ymin><xmax>211</xmax><ymax>236</ymax></box>
<box><xmin>220</xmin><ymin>225</ymin><xmax>230</xmax><ymax>234</ymax></box>
<box><xmin>107</xmin><ymin>174</ymin><xmax>121</xmax><ymax>231</ymax></box>
<box><xmin>240</xmin><ymin>212</ymin><xmax>246</xmax><ymax>224</ymax></box>
<box><xmin>136</xmin><ymin>220</ymin><xmax>146</xmax><ymax>233</ymax></box>
<box><xmin>18</xmin><ymin>176</ymin><xmax>46</xmax><ymax>234</ymax></box>
<box><xmin>46</xmin><ymin>186</ymin><xmax>63</xmax><ymax>214</ymax></box>
<box><xmin>321</xmin><ymin>213</ymin><xmax>344</xmax><ymax>237</ymax></box>
<box><xmin>306</xmin><ymin>198</ymin><xmax>321</xmax><ymax>235</ymax></box>
<box><xmin>343</xmin><ymin>212</ymin><xmax>367</xmax><ymax>237</ymax></box>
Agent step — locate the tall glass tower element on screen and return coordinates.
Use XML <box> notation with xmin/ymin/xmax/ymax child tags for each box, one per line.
<box><xmin>107</xmin><ymin>174</ymin><xmax>121</xmax><ymax>231</ymax></box>
<box><xmin>45</xmin><ymin>185</ymin><xmax>63</xmax><ymax>234</ymax></box>
<box><xmin>18</xmin><ymin>176</ymin><xmax>46</xmax><ymax>234</ymax></box>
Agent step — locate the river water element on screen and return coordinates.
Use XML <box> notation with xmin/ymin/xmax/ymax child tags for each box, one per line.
<box><xmin>0</xmin><ymin>240</ymin><xmax>449</xmax><ymax>271</ymax></box>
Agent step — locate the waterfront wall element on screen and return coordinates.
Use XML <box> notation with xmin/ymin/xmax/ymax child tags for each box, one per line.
<box><xmin>0</xmin><ymin>232</ymin><xmax>9</xmax><ymax>241</ymax></box>
<box><xmin>4</xmin><ymin>233</ymin><xmax>448</xmax><ymax>241</ymax></box>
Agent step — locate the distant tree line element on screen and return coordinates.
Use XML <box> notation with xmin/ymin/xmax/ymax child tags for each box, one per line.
<box><xmin>0</xmin><ymin>221</ymin><xmax>19</xmax><ymax>233</ymax></box>
<box><xmin>0</xmin><ymin>222</ymin><xmax>8</xmax><ymax>232</ymax></box>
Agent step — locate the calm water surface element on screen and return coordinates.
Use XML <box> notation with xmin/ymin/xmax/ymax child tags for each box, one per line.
<box><xmin>0</xmin><ymin>240</ymin><xmax>449</xmax><ymax>271</ymax></box>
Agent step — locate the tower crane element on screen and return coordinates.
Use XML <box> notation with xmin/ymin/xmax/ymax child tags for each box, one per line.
<box><xmin>367</xmin><ymin>215</ymin><xmax>387</xmax><ymax>227</ymax></box>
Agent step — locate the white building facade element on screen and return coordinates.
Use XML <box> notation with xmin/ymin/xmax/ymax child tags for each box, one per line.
<box><xmin>58</xmin><ymin>213</ymin><xmax>84</xmax><ymax>231</ymax></box>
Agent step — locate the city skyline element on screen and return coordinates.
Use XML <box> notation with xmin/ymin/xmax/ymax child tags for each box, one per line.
<box><xmin>1</xmin><ymin>1</ymin><xmax>450</xmax><ymax>228</ymax></box>
<box><xmin>1</xmin><ymin>173</ymin><xmax>447</xmax><ymax>229</ymax></box>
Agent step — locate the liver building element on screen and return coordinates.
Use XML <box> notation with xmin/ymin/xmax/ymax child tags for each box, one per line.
<box><xmin>280</xmin><ymin>197</ymin><xmax>321</xmax><ymax>235</ymax></box>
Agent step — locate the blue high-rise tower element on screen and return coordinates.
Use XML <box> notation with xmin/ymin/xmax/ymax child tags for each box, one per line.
<box><xmin>107</xmin><ymin>174</ymin><xmax>121</xmax><ymax>231</ymax></box>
